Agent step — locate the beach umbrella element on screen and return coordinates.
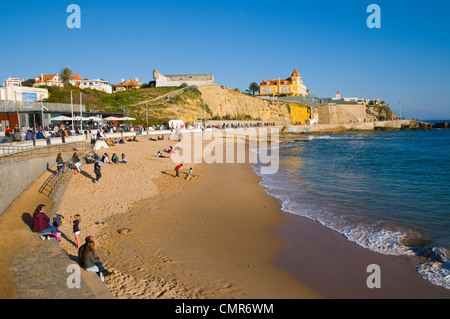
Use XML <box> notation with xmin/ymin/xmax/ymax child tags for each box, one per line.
<box><xmin>121</xmin><ymin>117</ymin><xmax>136</xmax><ymax>121</ymax></box>
<box><xmin>51</xmin><ymin>115</ymin><xmax>73</xmax><ymax>121</ymax></box>
<box><xmin>86</xmin><ymin>116</ymin><xmax>102</xmax><ymax>122</ymax></box>
<box><xmin>103</xmin><ymin>116</ymin><xmax>121</xmax><ymax>121</ymax></box>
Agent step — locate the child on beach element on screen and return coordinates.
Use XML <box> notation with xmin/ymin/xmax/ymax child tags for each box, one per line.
<box><xmin>174</xmin><ymin>164</ymin><xmax>183</xmax><ymax>178</ymax></box>
<box><xmin>185</xmin><ymin>167</ymin><xmax>194</xmax><ymax>180</ymax></box>
<box><xmin>121</xmin><ymin>153</ymin><xmax>127</xmax><ymax>164</ymax></box>
<box><xmin>157</xmin><ymin>151</ymin><xmax>168</xmax><ymax>158</ymax></box>
<box><xmin>70</xmin><ymin>215</ymin><xmax>82</xmax><ymax>249</ymax></box>
<box><xmin>112</xmin><ymin>153</ymin><xmax>119</xmax><ymax>164</ymax></box>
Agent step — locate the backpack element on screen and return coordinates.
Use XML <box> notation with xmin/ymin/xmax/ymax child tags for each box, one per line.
<box><xmin>53</xmin><ymin>214</ymin><xmax>64</xmax><ymax>227</ymax></box>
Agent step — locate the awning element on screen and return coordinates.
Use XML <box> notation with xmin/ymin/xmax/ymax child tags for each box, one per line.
<box><xmin>103</xmin><ymin>116</ymin><xmax>121</xmax><ymax>121</ymax></box>
<box><xmin>51</xmin><ymin>116</ymin><xmax>73</xmax><ymax>121</ymax></box>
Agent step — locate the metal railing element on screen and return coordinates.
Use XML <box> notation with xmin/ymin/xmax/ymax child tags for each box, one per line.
<box><xmin>0</xmin><ymin>141</ymin><xmax>91</xmax><ymax>164</ymax></box>
<box><xmin>38</xmin><ymin>144</ymin><xmax>94</xmax><ymax>200</ymax></box>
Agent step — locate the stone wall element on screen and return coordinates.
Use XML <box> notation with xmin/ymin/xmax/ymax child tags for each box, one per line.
<box><xmin>318</xmin><ymin>103</ymin><xmax>367</xmax><ymax>124</ymax></box>
<box><xmin>153</xmin><ymin>69</ymin><xmax>214</xmax><ymax>87</ymax></box>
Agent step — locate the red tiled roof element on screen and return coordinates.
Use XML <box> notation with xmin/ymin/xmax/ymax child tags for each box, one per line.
<box><xmin>35</xmin><ymin>74</ymin><xmax>58</xmax><ymax>83</ymax></box>
<box><xmin>72</xmin><ymin>73</ymin><xmax>82</xmax><ymax>81</ymax></box>
<box><xmin>260</xmin><ymin>67</ymin><xmax>300</xmax><ymax>86</ymax></box>
<box><xmin>114</xmin><ymin>79</ymin><xmax>142</xmax><ymax>87</ymax></box>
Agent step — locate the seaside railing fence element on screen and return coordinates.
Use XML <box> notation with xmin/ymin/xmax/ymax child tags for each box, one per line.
<box><xmin>0</xmin><ymin>141</ymin><xmax>91</xmax><ymax>164</ymax></box>
<box><xmin>37</xmin><ymin>143</ymin><xmax>94</xmax><ymax>200</ymax></box>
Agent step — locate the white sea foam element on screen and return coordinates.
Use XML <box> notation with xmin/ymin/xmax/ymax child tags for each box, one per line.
<box><xmin>417</xmin><ymin>262</ymin><xmax>450</xmax><ymax>289</ymax></box>
<box><xmin>254</xmin><ymin>164</ymin><xmax>450</xmax><ymax>289</ymax></box>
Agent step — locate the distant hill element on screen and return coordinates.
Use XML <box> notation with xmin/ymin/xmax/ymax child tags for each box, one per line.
<box><xmin>40</xmin><ymin>84</ymin><xmax>297</xmax><ymax>125</ymax></box>
<box><xmin>40</xmin><ymin>84</ymin><xmax>397</xmax><ymax>126</ymax></box>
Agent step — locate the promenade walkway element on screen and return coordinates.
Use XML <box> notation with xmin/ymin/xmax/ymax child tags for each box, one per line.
<box><xmin>0</xmin><ymin>142</ymin><xmax>114</xmax><ymax>299</ymax></box>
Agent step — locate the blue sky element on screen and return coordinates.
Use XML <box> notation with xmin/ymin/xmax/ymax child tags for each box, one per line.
<box><xmin>1</xmin><ymin>0</ymin><xmax>449</xmax><ymax>119</ymax></box>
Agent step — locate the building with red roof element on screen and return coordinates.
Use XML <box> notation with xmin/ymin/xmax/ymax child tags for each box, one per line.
<box><xmin>33</xmin><ymin>72</ymin><xmax>83</xmax><ymax>87</ymax></box>
<box><xmin>259</xmin><ymin>68</ymin><xmax>309</xmax><ymax>97</ymax></box>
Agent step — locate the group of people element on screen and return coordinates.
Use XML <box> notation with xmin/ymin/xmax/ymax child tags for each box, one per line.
<box><xmin>174</xmin><ymin>164</ymin><xmax>194</xmax><ymax>180</ymax></box>
<box><xmin>92</xmin><ymin>152</ymin><xmax>127</xmax><ymax>183</ymax></box>
<box><xmin>32</xmin><ymin>204</ymin><xmax>113</xmax><ymax>282</ymax></box>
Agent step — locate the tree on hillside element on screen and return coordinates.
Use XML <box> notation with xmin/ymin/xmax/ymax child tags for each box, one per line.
<box><xmin>59</xmin><ymin>67</ymin><xmax>73</xmax><ymax>86</ymax></box>
<box><xmin>22</xmin><ymin>78</ymin><xmax>35</xmax><ymax>87</ymax></box>
<box><xmin>249</xmin><ymin>82</ymin><xmax>260</xmax><ymax>95</ymax></box>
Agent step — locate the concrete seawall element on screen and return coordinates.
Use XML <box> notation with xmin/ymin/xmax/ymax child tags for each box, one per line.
<box><xmin>284</xmin><ymin>120</ymin><xmax>421</xmax><ymax>133</ymax></box>
<box><xmin>0</xmin><ymin>156</ymin><xmax>57</xmax><ymax>216</ymax></box>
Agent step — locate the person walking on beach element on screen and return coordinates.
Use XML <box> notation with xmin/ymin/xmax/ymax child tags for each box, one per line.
<box><xmin>174</xmin><ymin>164</ymin><xmax>183</xmax><ymax>178</ymax></box>
<box><xmin>70</xmin><ymin>215</ymin><xmax>82</xmax><ymax>249</ymax></box>
<box><xmin>94</xmin><ymin>159</ymin><xmax>102</xmax><ymax>183</ymax></box>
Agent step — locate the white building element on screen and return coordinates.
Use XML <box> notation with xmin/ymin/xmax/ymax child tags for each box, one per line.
<box><xmin>33</xmin><ymin>73</ymin><xmax>83</xmax><ymax>87</ymax></box>
<box><xmin>0</xmin><ymin>78</ymin><xmax>48</xmax><ymax>102</ymax></box>
<box><xmin>153</xmin><ymin>69</ymin><xmax>214</xmax><ymax>87</ymax></box>
<box><xmin>79</xmin><ymin>79</ymin><xmax>113</xmax><ymax>94</ymax></box>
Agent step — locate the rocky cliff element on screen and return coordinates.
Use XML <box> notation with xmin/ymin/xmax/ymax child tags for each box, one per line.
<box><xmin>198</xmin><ymin>86</ymin><xmax>292</xmax><ymax>125</ymax></box>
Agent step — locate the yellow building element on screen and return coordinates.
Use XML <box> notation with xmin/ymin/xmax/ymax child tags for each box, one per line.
<box><xmin>259</xmin><ymin>68</ymin><xmax>310</xmax><ymax>97</ymax></box>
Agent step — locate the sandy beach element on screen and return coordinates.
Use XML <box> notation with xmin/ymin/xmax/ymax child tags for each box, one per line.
<box><xmin>50</xmin><ymin>132</ymin><xmax>318</xmax><ymax>299</ymax></box>
<box><xmin>2</xmin><ymin>130</ymin><xmax>450</xmax><ymax>299</ymax></box>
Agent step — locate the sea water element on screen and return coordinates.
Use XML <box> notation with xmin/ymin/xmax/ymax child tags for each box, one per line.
<box><xmin>252</xmin><ymin>126</ymin><xmax>450</xmax><ymax>289</ymax></box>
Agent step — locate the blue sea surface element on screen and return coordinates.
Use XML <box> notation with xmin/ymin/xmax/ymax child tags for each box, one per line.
<box><xmin>253</xmin><ymin>126</ymin><xmax>450</xmax><ymax>289</ymax></box>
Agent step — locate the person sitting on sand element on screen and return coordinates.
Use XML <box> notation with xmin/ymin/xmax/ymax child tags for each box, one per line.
<box><xmin>112</xmin><ymin>153</ymin><xmax>119</xmax><ymax>164</ymax></box>
<box><xmin>121</xmin><ymin>153</ymin><xmax>127</xmax><ymax>164</ymax></box>
<box><xmin>79</xmin><ymin>236</ymin><xmax>113</xmax><ymax>282</ymax></box>
<box><xmin>72</xmin><ymin>152</ymin><xmax>83</xmax><ymax>173</ymax></box>
<box><xmin>101</xmin><ymin>153</ymin><xmax>109</xmax><ymax>164</ymax></box>
<box><xmin>32</xmin><ymin>204</ymin><xmax>61</xmax><ymax>242</ymax></box>
<box><xmin>157</xmin><ymin>151</ymin><xmax>168</xmax><ymax>158</ymax></box>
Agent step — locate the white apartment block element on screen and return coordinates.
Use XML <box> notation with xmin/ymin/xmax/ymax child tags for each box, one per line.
<box><xmin>79</xmin><ymin>79</ymin><xmax>113</xmax><ymax>94</ymax></box>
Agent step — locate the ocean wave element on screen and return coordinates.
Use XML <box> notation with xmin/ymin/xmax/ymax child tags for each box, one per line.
<box><xmin>254</xmin><ymin>165</ymin><xmax>450</xmax><ymax>289</ymax></box>
<box><xmin>417</xmin><ymin>262</ymin><xmax>450</xmax><ymax>289</ymax></box>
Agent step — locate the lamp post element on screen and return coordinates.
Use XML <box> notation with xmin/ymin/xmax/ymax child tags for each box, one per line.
<box><xmin>71</xmin><ymin>91</ymin><xmax>74</xmax><ymax>131</ymax></box>
<box><xmin>80</xmin><ymin>92</ymin><xmax>83</xmax><ymax>132</ymax></box>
